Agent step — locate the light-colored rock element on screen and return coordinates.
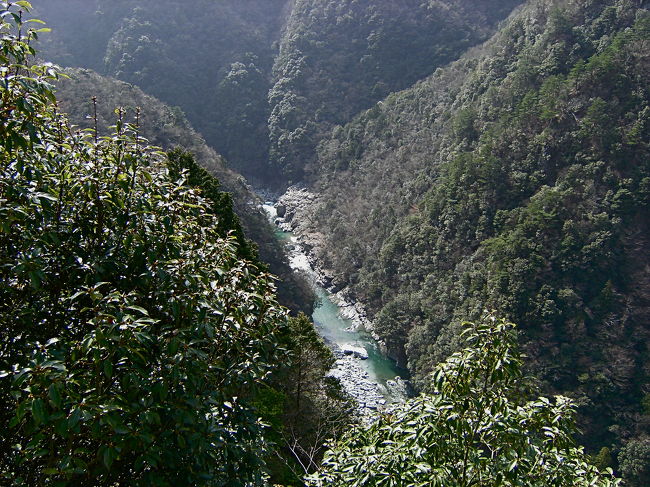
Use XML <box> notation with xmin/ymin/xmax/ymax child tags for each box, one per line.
<box><xmin>263</xmin><ymin>187</ymin><xmax>408</xmax><ymax>416</ymax></box>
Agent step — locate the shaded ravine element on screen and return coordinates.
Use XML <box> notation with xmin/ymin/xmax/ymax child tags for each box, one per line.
<box><xmin>262</xmin><ymin>203</ymin><xmax>409</xmax><ymax>413</ymax></box>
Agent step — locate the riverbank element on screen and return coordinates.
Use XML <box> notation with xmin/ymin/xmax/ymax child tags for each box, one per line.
<box><xmin>262</xmin><ymin>196</ymin><xmax>410</xmax><ymax>415</ymax></box>
<box><xmin>274</xmin><ymin>186</ymin><xmax>373</xmax><ymax>332</ymax></box>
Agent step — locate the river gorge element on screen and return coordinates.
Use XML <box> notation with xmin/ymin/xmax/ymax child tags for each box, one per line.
<box><xmin>262</xmin><ymin>199</ymin><xmax>410</xmax><ymax>414</ymax></box>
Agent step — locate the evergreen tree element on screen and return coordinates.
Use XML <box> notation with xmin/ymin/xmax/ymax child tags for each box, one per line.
<box><xmin>0</xmin><ymin>3</ymin><xmax>286</xmax><ymax>484</ymax></box>
<box><xmin>308</xmin><ymin>315</ymin><xmax>620</xmax><ymax>486</ymax></box>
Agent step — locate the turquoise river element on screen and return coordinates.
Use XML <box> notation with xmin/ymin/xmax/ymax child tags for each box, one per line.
<box><xmin>264</xmin><ymin>203</ymin><xmax>407</xmax><ymax>403</ymax></box>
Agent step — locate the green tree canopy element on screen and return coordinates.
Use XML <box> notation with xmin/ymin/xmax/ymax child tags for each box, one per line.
<box><xmin>307</xmin><ymin>315</ymin><xmax>620</xmax><ymax>486</ymax></box>
<box><xmin>0</xmin><ymin>3</ymin><xmax>287</xmax><ymax>485</ymax></box>
<box><xmin>618</xmin><ymin>438</ymin><xmax>650</xmax><ymax>487</ymax></box>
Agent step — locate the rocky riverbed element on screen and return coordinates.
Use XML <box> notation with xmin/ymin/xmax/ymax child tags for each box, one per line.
<box><xmin>263</xmin><ymin>189</ymin><xmax>411</xmax><ymax>415</ymax></box>
<box><xmin>329</xmin><ymin>351</ymin><xmax>386</xmax><ymax>411</ymax></box>
<box><xmin>328</xmin><ymin>350</ymin><xmax>412</xmax><ymax>412</ymax></box>
<box><xmin>274</xmin><ymin>185</ymin><xmax>374</xmax><ymax>331</ymax></box>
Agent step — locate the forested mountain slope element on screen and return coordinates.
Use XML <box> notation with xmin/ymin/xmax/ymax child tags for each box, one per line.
<box><xmin>0</xmin><ymin>14</ymin><xmax>289</xmax><ymax>482</ymax></box>
<box><xmin>34</xmin><ymin>0</ymin><xmax>522</xmax><ymax>186</ymax></box>
<box><xmin>27</xmin><ymin>0</ymin><xmax>650</xmax><ymax>481</ymax></box>
<box><xmin>54</xmin><ymin>68</ymin><xmax>314</xmax><ymax>314</ymax></box>
<box><xmin>268</xmin><ymin>0</ymin><xmax>523</xmax><ymax>183</ymax></box>
<box><xmin>289</xmin><ymin>0</ymin><xmax>650</xmax><ymax>459</ymax></box>
<box><xmin>34</xmin><ymin>0</ymin><xmax>289</xmax><ymax>182</ymax></box>
<box><xmin>0</xmin><ymin>9</ymin><xmax>351</xmax><ymax>483</ymax></box>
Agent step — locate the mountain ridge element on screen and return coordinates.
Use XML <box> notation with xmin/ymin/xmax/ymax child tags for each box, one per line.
<box><xmin>31</xmin><ymin>0</ymin><xmax>650</xmax><ymax>479</ymax></box>
<box><xmin>285</xmin><ymin>0</ymin><xmax>650</xmax><ymax>457</ymax></box>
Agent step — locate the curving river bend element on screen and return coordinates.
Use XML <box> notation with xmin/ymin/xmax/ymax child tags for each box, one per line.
<box><xmin>263</xmin><ymin>203</ymin><xmax>408</xmax><ymax>413</ymax></box>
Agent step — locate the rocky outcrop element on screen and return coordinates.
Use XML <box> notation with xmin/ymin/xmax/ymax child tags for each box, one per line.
<box><xmin>265</xmin><ymin>189</ymin><xmax>409</xmax><ymax>415</ymax></box>
<box><xmin>341</xmin><ymin>344</ymin><xmax>368</xmax><ymax>360</ymax></box>
<box><xmin>275</xmin><ymin>185</ymin><xmax>375</xmax><ymax>332</ymax></box>
<box><xmin>386</xmin><ymin>377</ymin><xmax>415</xmax><ymax>399</ymax></box>
<box><xmin>275</xmin><ymin>185</ymin><xmax>317</xmax><ymax>228</ymax></box>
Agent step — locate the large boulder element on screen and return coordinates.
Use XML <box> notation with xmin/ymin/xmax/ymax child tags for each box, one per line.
<box><xmin>341</xmin><ymin>344</ymin><xmax>369</xmax><ymax>360</ymax></box>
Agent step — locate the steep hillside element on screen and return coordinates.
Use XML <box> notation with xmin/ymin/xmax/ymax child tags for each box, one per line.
<box><xmin>288</xmin><ymin>0</ymin><xmax>650</xmax><ymax>457</ymax></box>
<box><xmin>34</xmin><ymin>0</ymin><xmax>289</xmax><ymax>182</ymax></box>
<box><xmin>30</xmin><ymin>0</ymin><xmax>650</xmax><ymax>479</ymax></box>
<box><xmin>34</xmin><ymin>0</ymin><xmax>522</xmax><ymax>186</ymax></box>
<box><xmin>54</xmin><ymin>68</ymin><xmax>314</xmax><ymax>314</ymax></box>
<box><xmin>0</xmin><ymin>15</ymin><xmax>289</xmax><ymax>482</ymax></box>
<box><xmin>268</xmin><ymin>0</ymin><xmax>523</xmax><ymax>183</ymax></box>
<box><xmin>7</xmin><ymin>5</ymin><xmax>618</xmax><ymax>485</ymax></box>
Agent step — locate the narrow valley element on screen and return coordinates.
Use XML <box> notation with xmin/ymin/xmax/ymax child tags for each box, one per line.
<box><xmin>2</xmin><ymin>0</ymin><xmax>648</xmax><ymax>485</ymax></box>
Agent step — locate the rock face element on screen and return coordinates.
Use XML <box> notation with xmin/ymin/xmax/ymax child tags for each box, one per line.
<box><xmin>266</xmin><ymin>190</ymin><xmax>408</xmax><ymax>415</ymax></box>
<box><xmin>275</xmin><ymin>185</ymin><xmax>375</xmax><ymax>333</ymax></box>
<box><xmin>386</xmin><ymin>377</ymin><xmax>415</xmax><ymax>399</ymax></box>
<box><xmin>276</xmin><ymin>185</ymin><xmax>316</xmax><ymax>227</ymax></box>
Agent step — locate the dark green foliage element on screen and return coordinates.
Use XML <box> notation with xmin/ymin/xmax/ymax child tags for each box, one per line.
<box><xmin>307</xmin><ymin>315</ymin><xmax>619</xmax><ymax>486</ymax></box>
<box><xmin>593</xmin><ymin>447</ymin><xmax>615</xmax><ymax>471</ymax></box>
<box><xmin>303</xmin><ymin>0</ymin><xmax>650</xmax><ymax>466</ymax></box>
<box><xmin>618</xmin><ymin>438</ymin><xmax>650</xmax><ymax>487</ymax></box>
<box><xmin>210</xmin><ymin>56</ymin><xmax>272</xmax><ymax>178</ymax></box>
<box><xmin>166</xmin><ymin>147</ymin><xmax>257</xmax><ymax>263</ymax></box>
<box><xmin>268</xmin><ymin>0</ymin><xmax>523</xmax><ymax>182</ymax></box>
<box><xmin>24</xmin><ymin>0</ymin><xmax>650</xmax><ymax>483</ymax></box>
<box><xmin>34</xmin><ymin>0</ymin><xmax>286</xmax><ymax>181</ymax></box>
<box><xmin>35</xmin><ymin>0</ymin><xmax>523</xmax><ymax>186</ymax></box>
<box><xmin>284</xmin><ymin>313</ymin><xmax>336</xmax><ymax>414</ymax></box>
<box><xmin>0</xmin><ymin>5</ymin><xmax>287</xmax><ymax>484</ymax></box>
<box><xmin>53</xmin><ymin>68</ymin><xmax>228</xmax><ymax>175</ymax></box>
<box><xmin>53</xmin><ymin>67</ymin><xmax>316</xmax><ymax>316</ymax></box>
<box><xmin>267</xmin><ymin>313</ymin><xmax>354</xmax><ymax>482</ymax></box>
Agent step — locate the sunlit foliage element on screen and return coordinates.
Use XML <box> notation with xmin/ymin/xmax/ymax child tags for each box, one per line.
<box><xmin>0</xmin><ymin>3</ymin><xmax>287</xmax><ymax>484</ymax></box>
<box><xmin>308</xmin><ymin>315</ymin><xmax>620</xmax><ymax>486</ymax></box>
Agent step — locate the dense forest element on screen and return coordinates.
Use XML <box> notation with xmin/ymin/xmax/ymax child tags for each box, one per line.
<box><xmin>294</xmin><ymin>0</ymin><xmax>650</xmax><ymax>464</ymax></box>
<box><xmin>52</xmin><ymin>67</ymin><xmax>315</xmax><ymax>315</ymax></box>
<box><xmin>267</xmin><ymin>0</ymin><xmax>523</xmax><ymax>183</ymax></box>
<box><xmin>0</xmin><ymin>6</ymin><xmax>348</xmax><ymax>484</ymax></box>
<box><xmin>3</xmin><ymin>0</ymin><xmax>649</xmax><ymax>484</ymax></box>
<box><xmin>33</xmin><ymin>0</ymin><xmax>521</xmax><ymax>185</ymax></box>
<box><xmin>33</xmin><ymin>0</ymin><xmax>287</xmax><ymax>183</ymax></box>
